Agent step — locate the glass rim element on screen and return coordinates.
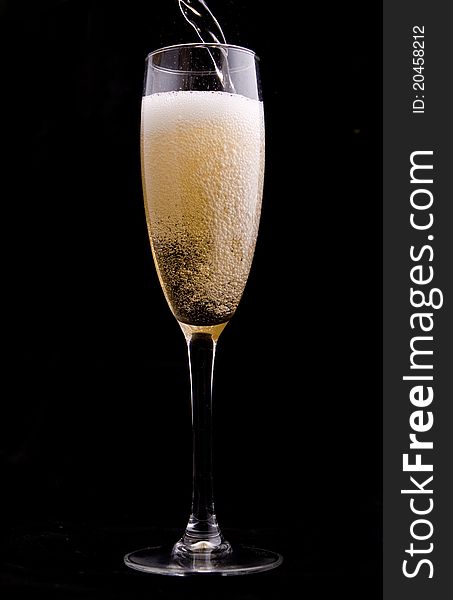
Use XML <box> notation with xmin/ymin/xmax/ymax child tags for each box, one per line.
<box><xmin>146</xmin><ymin>43</ymin><xmax>259</xmax><ymax>62</ymax></box>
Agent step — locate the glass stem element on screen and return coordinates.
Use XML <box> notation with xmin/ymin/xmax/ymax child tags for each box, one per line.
<box><xmin>176</xmin><ymin>331</ymin><xmax>230</xmax><ymax>554</ymax></box>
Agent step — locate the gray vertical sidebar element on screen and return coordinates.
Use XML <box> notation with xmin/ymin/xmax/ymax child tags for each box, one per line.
<box><xmin>384</xmin><ymin>1</ymin><xmax>453</xmax><ymax>599</ymax></box>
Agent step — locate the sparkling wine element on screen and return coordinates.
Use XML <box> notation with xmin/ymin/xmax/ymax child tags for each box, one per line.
<box><xmin>141</xmin><ymin>90</ymin><xmax>265</xmax><ymax>327</ymax></box>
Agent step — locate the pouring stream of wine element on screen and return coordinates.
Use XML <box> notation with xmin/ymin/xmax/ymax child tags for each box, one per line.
<box><xmin>178</xmin><ymin>0</ymin><xmax>235</xmax><ymax>92</ymax></box>
<box><xmin>178</xmin><ymin>0</ymin><xmax>226</xmax><ymax>44</ymax></box>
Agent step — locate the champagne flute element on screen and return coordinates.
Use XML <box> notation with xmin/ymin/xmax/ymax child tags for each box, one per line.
<box><xmin>124</xmin><ymin>43</ymin><xmax>282</xmax><ymax>575</ymax></box>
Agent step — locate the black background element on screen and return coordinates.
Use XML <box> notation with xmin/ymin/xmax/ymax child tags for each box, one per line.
<box><xmin>1</xmin><ymin>0</ymin><xmax>381</xmax><ymax>598</ymax></box>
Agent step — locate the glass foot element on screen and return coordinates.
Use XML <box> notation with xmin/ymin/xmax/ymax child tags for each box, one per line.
<box><xmin>124</xmin><ymin>544</ymin><xmax>283</xmax><ymax>576</ymax></box>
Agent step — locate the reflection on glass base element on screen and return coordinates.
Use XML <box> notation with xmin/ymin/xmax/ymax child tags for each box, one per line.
<box><xmin>124</xmin><ymin>544</ymin><xmax>283</xmax><ymax>576</ymax></box>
